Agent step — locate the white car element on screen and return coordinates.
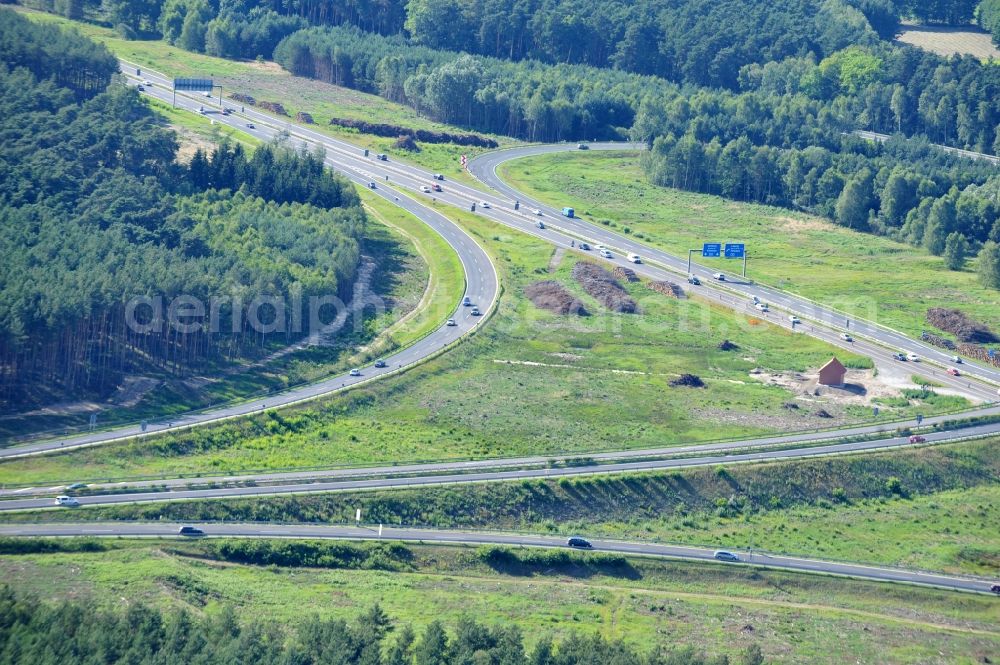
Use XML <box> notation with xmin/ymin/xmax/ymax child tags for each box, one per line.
<box><xmin>446</xmin><ymin>318</ymin><xmax>457</xmax><ymax>327</ymax></box>
<box><xmin>907</xmin><ymin>352</ymin><xmax>920</xmax><ymax>362</ymax></box>
<box><xmin>349</xmin><ymin>368</ymin><xmax>361</xmax><ymax>377</ymax></box>
<box><xmin>534</xmin><ymin>209</ymin><xmax>543</xmax><ymax>216</ymax></box>
<box><xmin>755</xmin><ymin>302</ymin><xmax>768</xmax><ymax>312</ymax></box>
<box><xmin>54</xmin><ymin>496</ymin><xmax>79</xmax><ymax>507</ymax></box>
<box><xmin>142</xmin><ymin>80</ymin><xmax>152</xmax><ymax>86</ymax></box>
<box><xmin>951</xmin><ymin>355</ymin><xmax>963</xmax><ymax>364</ymax></box>
<box><xmin>203</xmin><ymin>91</ymin><xmax>213</xmax><ymax>98</ymax></box>
<box><xmin>627</xmin><ymin>253</ymin><xmax>641</xmax><ymax>264</ymax></box>
<box><xmin>789</xmin><ymin>315</ymin><xmax>801</xmax><ymax>324</ymax></box>
<box><xmin>840</xmin><ymin>332</ymin><xmax>853</xmax><ymax>342</ymax></box>
<box><xmin>713</xmin><ymin>273</ymin><xmax>725</xmax><ymax>281</ymax></box>
<box><xmin>479</xmin><ymin>201</ymin><xmax>491</xmax><ymax>209</ymax></box>
<box><xmin>420</xmin><ymin>185</ymin><xmax>431</xmax><ymax>193</ymax></box>
<box><xmin>599</xmin><ymin>249</ymin><xmax>613</xmax><ymax>258</ymax></box>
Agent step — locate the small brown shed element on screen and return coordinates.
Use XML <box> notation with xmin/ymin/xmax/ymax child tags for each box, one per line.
<box><xmin>818</xmin><ymin>357</ymin><xmax>847</xmax><ymax>387</ymax></box>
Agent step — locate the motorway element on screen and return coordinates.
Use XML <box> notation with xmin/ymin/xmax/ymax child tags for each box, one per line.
<box><xmin>1</xmin><ymin>63</ymin><xmax>997</xmax><ymax>463</ymax></box>
<box><xmin>0</xmin><ymin>522</ymin><xmax>995</xmax><ymax>594</ymax></box>
<box><xmin>853</xmin><ymin>130</ymin><xmax>1000</xmax><ymax>165</ymax></box>
<box><xmin>470</xmin><ymin>143</ymin><xmax>1000</xmax><ymax>394</ymax></box>
<box><xmin>3</xmin><ymin>417</ymin><xmax>1000</xmax><ymax>511</ymax></box>
<box><xmin>3</xmin><ymin>401</ymin><xmax>1000</xmax><ymax>498</ymax></box>
<box><xmin>0</xmin><ymin>65</ymin><xmax>502</xmax><ymax>458</ymax></box>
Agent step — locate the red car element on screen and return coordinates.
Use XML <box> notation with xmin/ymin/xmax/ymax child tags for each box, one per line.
<box><xmin>908</xmin><ymin>435</ymin><xmax>926</xmax><ymax>444</ymax></box>
<box><xmin>946</xmin><ymin>367</ymin><xmax>960</xmax><ymax>376</ymax></box>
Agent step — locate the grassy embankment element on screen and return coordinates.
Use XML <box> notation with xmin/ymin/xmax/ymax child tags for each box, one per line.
<box><xmin>4</xmin><ymin>206</ymin><xmax>966</xmax><ymax>485</ymax></box>
<box><xmin>18</xmin><ymin>7</ymin><xmax>513</xmax><ymax>190</ymax></box>
<box><xmin>499</xmin><ymin>151</ymin><xmax>1000</xmax><ymax>338</ymax></box>
<box><xmin>0</xmin><ymin>538</ymin><xmax>996</xmax><ymax>664</ymax></box>
<box><xmin>5</xmin><ymin>429</ymin><xmax>997</xmax><ymax>575</ymax></box>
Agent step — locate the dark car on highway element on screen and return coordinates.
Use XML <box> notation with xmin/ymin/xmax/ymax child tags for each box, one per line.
<box><xmin>567</xmin><ymin>537</ymin><xmax>592</xmax><ymax>549</ymax></box>
<box><xmin>178</xmin><ymin>526</ymin><xmax>204</xmax><ymax>536</ymax></box>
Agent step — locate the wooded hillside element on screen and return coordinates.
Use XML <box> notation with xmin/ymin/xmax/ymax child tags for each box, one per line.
<box><xmin>0</xmin><ymin>9</ymin><xmax>365</xmax><ymax>408</ymax></box>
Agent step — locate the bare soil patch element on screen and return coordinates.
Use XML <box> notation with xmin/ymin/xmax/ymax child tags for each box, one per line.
<box><xmin>896</xmin><ymin>24</ymin><xmax>1000</xmax><ymax>60</ymax></box>
<box><xmin>748</xmin><ymin>367</ymin><xmax>897</xmax><ymax>410</ymax></box>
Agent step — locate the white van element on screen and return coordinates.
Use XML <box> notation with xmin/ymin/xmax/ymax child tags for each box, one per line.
<box><xmin>55</xmin><ymin>495</ymin><xmax>79</xmax><ymax>507</ymax></box>
<box><xmin>627</xmin><ymin>253</ymin><xmax>641</xmax><ymax>264</ymax></box>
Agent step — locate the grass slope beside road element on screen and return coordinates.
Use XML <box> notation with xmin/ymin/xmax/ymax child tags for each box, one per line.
<box><xmin>0</xmin><ymin>208</ymin><xmax>947</xmax><ymax>485</ymax></box>
<box><xmin>0</xmin><ymin>540</ymin><xmax>996</xmax><ymax>664</ymax></box>
<box><xmin>18</xmin><ymin>8</ymin><xmax>513</xmax><ymax>189</ymax></box>
<box><xmin>499</xmin><ymin>151</ymin><xmax>1000</xmax><ymax>338</ymax></box>
<box><xmin>8</xmin><ymin>435</ymin><xmax>998</xmax><ymax>577</ymax></box>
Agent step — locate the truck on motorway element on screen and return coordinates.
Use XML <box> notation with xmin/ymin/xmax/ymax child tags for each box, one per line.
<box><xmin>562</xmin><ymin>207</ymin><xmax>575</xmax><ymax>218</ymax></box>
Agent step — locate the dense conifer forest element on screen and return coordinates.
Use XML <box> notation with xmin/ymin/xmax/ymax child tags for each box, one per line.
<box><xmin>0</xmin><ymin>9</ymin><xmax>364</xmax><ymax>407</ymax></box>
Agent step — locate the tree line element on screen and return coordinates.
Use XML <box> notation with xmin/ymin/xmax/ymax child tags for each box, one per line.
<box><xmin>0</xmin><ymin>9</ymin><xmax>364</xmax><ymax>408</ymax></box>
<box><xmin>0</xmin><ymin>586</ymin><xmax>767</xmax><ymax>665</ymax></box>
<box><xmin>980</xmin><ymin>0</ymin><xmax>1000</xmax><ymax>45</ymax></box>
<box><xmin>642</xmin><ymin>132</ymin><xmax>1000</xmax><ymax>285</ymax></box>
<box><xmin>51</xmin><ymin>0</ymin><xmax>988</xmax><ymax>91</ymax></box>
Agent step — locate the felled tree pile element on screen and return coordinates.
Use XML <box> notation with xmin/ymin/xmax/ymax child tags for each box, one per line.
<box><xmin>572</xmin><ymin>263</ymin><xmax>638</xmax><ymax>313</ymax></box>
<box><xmin>295</xmin><ymin>111</ymin><xmax>314</xmax><ymax>124</ymax></box>
<box><xmin>394</xmin><ymin>135</ymin><xmax>419</xmax><ymax>151</ymax></box>
<box><xmin>230</xmin><ymin>93</ymin><xmax>256</xmax><ymax>106</ymax></box>
<box><xmin>649</xmin><ymin>281</ymin><xmax>685</xmax><ymax>298</ymax></box>
<box><xmin>258</xmin><ymin>101</ymin><xmax>288</xmax><ymax>116</ymax></box>
<box><xmin>613</xmin><ymin>266</ymin><xmax>639</xmax><ymax>282</ymax></box>
<box><xmin>920</xmin><ymin>331</ymin><xmax>957</xmax><ymax>351</ymax></box>
<box><xmin>524</xmin><ymin>281</ymin><xmax>589</xmax><ymax>316</ymax></box>
<box><xmin>958</xmin><ymin>343</ymin><xmax>1000</xmax><ymax>367</ymax></box>
<box><xmin>927</xmin><ymin>308</ymin><xmax>998</xmax><ymax>343</ymax></box>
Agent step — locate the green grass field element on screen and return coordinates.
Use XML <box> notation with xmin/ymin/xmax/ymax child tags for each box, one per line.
<box><xmin>5</xmin><ymin>207</ymin><xmax>966</xmax><ymax>485</ymax></box>
<box><xmin>0</xmin><ymin>539</ymin><xmax>996</xmax><ymax>664</ymax></box>
<box><xmin>499</xmin><ymin>151</ymin><xmax>1000</xmax><ymax>338</ymax></box>
<box><xmin>18</xmin><ymin>7</ymin><xmax>513</xmax><ymax>190</ymax></box>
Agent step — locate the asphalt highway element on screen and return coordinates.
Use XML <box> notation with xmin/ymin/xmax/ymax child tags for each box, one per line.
<box><xmin>0</xmin><ymin>522</ymin><xmax>995</xmax><ymax>594</ymax></box>
<box><xmin>4</xmin><ymin>403</ymin><xmax>999</xmax><ymax>498</ymax></box>
<box><xmin>469</xmin><ymin>143</ymin><xmax>1000</xmax><ymax>394</ymax></box>
<box><xmin>3</xmin><ymin>64</ymin><xmax>996</xmax><ymax>460</ymax></box>
<box><xmin>853</xmin><ymin>130</ymin><xmax>1000</xmax><ymax>165</ymax></box>
<box><xmin>0</xmin><ymin>65</ymin><xmax>500</xmax><ymax>459</ymax></box>
<box><xmin>4</xmin><ymin>418</ymin><xmax>999</xmax><ymax>511</ymax></box>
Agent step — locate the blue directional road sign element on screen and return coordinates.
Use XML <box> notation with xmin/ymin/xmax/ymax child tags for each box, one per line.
<box><xmin>174</xmin><ymin>78</ymin><xmax>214</xmax><ymax>92</ymax></box>
<box><xmin>702</xmin><ymin>243</ymin><xmax>721</xmax><ymax>257</ymax></box>
<box><xmin>724</xmin><ymin>243</ymin><xmax>745</xmax><ymax>259</ymax></box>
